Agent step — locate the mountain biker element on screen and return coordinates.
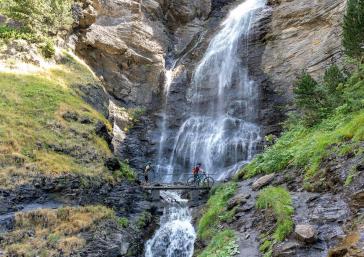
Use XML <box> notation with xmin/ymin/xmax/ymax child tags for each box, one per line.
<box><xmin>192</xmin><ymin>163</ymin><xmax>203</xmax><ymax>181</ymax></box>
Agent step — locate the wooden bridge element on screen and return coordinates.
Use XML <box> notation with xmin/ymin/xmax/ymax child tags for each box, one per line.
<box><xmin>142</xmin><ymin>184</ymin><xmax>211</xmax><ymax>201</ymax></box>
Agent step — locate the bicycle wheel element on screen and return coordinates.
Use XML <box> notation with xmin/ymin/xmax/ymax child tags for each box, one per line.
<box><xmin>202</xmin><ymin>176</ymin><xmax>215</xmax><ymax>187</ymax></box>
<box><xmin>187</xmin><ymin>176</ymin><xmax>196</xmax><ymax>186</ymax></box>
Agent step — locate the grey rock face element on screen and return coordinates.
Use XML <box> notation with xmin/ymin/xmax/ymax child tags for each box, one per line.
<box><xmin>252</xmin><ymin>174</ymin><xmax>275</xmax><ymax>190</ymax></box>
<box><xmin>295</xmin><ymin>224</ymin><xmax>316</xmax><ymax>243</ymax></box>
<box><xmin>262</xmin><ymin>0</ymin><xmax>346</xmax><ymax>101</ymax></box>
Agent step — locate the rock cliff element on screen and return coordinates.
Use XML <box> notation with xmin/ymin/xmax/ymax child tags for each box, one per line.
<box><xmin>71</xmin><ymin>0</ymin><xmax>346</xmax><ymax>173</ymax></box>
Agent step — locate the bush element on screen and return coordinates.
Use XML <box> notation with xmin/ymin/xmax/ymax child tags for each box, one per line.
<box><xmin>119</xmin><ymin>161</ymin><xmax>136</xmax><ymax>181</ymax></box>
<box><xmin>343</xmin><ymin>0</ymin><xmax>364</xmax><ymax>61</ymax></box>
<box><xmin>0</xmin><ymin>0</ymin><xmax>73</xmax><ymax>37</ymax></box>
<box><xmin>117</xmin><ymin>217</ymin><xmax>129</xmax><ymax>228</ymax></box>
<box><xmin>0</xmin><ymin>25</ymin><xmax>36</xmax><ymax>41</ymax></box>
<box><xmin>41</xmin><ymin>39</ymin><xmax>56</xmax><ymax>58</ymax></box>
<box><xmin>293</xmin><ymin>66</ymin><xmax>348</xmax><ymax>126</ymax></box>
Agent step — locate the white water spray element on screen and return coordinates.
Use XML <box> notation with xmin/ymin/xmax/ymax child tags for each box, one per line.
<box><xmin>145</xmin><ymin>192</ymin><xmax>196</xmax><ymax>257</ymax></box>
<box><xmin>157</xmin><ymin>0</ymin><xmax>266</xmax><ymax>182</ymax></box>
<box><xmin>146</xmin><ymin>1</ymin><xmax>267</xmax><ymax>256</ymax></box>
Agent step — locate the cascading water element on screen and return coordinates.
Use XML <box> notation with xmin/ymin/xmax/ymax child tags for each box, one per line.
<box><xmin>145</xmin><ymin>192</ymin><xmax>196</xmax><ymax>257</ymax></box>
<box><xmin>157</xmin><ymin>0</ymin><xmax>266</xmax><ymax>182</ymax></box>
<box><xmin>146</xmin><ymin>1</ymin><xmax>267</xmax><ymax>256</ymax></box>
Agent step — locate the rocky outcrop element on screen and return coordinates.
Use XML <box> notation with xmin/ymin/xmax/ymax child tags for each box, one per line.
<box><xmin>263</xmin><ymin>0</ymin><xmax>346</xmax><ymax>100</ymax></box>
<box><xmin>73</xmin><ymin>0</ymin><xmax>211</xmax><ymax>107</ymax></box>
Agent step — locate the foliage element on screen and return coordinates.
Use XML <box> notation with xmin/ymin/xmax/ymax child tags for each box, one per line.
<box><xmin>342</xmin><ymin>0</ymin><xmax>364</xmax><ymax>60</ymax></box>
<box><xmin>1</xmin><ymin>205</ymin><xmax>115</xmax><ymax>257</ymax></box>
<box><xmin>293</xmin><ymin>66</ymin><xmax>348</xmax><ymax>126</ymax></box>
<box><xmin>0</xmin><ymin>52</ymin><xmax>113</xmax><ymax>188</ymax></box>
<box><xmin>117</xmin><ymin>217</ymin><xmax>129</xmax><ymax>228</ymax></box>
<box><xmin>136</xmin><ymin>211</ymin><xmax>152</xmax><ymax>229</ymax></box>
<box><xmin>256</xmin><ymin>187</ymin><xmax>294</xmax><ymax>242</ymax></box>
<box><xmin>293</xmin><ymin>72</ymin><xmax>326</xmax><ymax>125</ymax></box>
<box><xmin>41</xmin><ymin>38</ymin><xmax>56</xmax><ymax>58</ymax></box>
<box><xmin>198</xmin><ymin>230</ymin><xmax>239</xmax><ymax>257</ymax></box>
<box><xmin>0</xmin><ymin>25</ymin><xmax>36</xmax><ymax>41</ymax></box>
<box><xmin>119</xmin><ymin>161</ymin><xmax>136</xmax><ymax>181</ymax></box>
<box><xmin>196</xmin><ymin>184</ymin><xmax>237</xmax><ymax>242</ymax></box>
<box><xmin>344</xmin><ymin>167</ymin><xmax>358</xmax><ymax>186</ymax></box>
<box><xmin>0</xmin><ymin>0</ymin><xmax>73</xmax><ymax>37</ymax></box>
<box><xmin>256</xmin><ymin>187</ymin><xmax>293</xmax><ymax>257</ymax></box>
<box><xmin>237</xmin><ymin>65</ymin><xmax>364</xmax><ymax>180</ymax></box>
<box><xmin>197</xmin><ymin>182</ymin><xmax>237</xmax><ymax>240</ymax></box>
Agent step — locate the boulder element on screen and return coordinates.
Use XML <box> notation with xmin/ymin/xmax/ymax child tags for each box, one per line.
<box><xmin>252</xmin><ymin>174</ymin><xmax>275</xmax><ymax>190</ymax></box>
<box><xmin>273</xmin><ymin>241</ymin><xmax>300</xmax><ymax>257</ymax></box>
<box><xmin>351</xmin><ymin>190</ymin><xmax>364</xmax><ymax>208</ymax></box>
<box><xmin>227</xmin><ymin>193</ymin><xmax>250</xmax><ymax>210</ymax></box>
<box><xmin>295</xmin><ymin>224</ymin><xmax>316</xmax><ymax>243</ymax></box>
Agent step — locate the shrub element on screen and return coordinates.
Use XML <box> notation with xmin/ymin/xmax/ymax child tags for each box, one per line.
<box><xmin>117</xmin><ymin>217</ymin><xmax>129</xmax><ymax>228</ymax></box>
<box><xmin>41</xmin><ymin>39</ymin><xmax>56</xmax><ymax>58</ymax></box>
<box><xmin>0</xmin><ymin>25</ymin><xmax>36</xmax><ymax>41</ymax></box>
<box><xmin>342</xmin><ymin>0</ymin><xmax>364</xmax><ymax>61</ymax></box>
<box><xmin>119</xmin><ymin>161</ymin><xmax>136</xmax><ymax>181</ymax></box>
<box><xmin>0</xmin><ymin>0</ymin><xmax>73</xmax><ymax>37</ymax></box>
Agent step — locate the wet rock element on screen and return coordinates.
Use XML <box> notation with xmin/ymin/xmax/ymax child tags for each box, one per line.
<box><xmin>104</xmin><ymin>157</ymin><xmax>120</xmax><ymax>171</ymax></box>
<box><xmin>227</xmin><ymin>193</ymin><xmax>250</xmax><ymax>210</ymax></box>
<box><xmin>95</xmin><ymin>121</ymin><xmax>112</xmax><ymax>146</ymax></box>
<box><xmin>273</xmin><ymin>241</ymin><xmax>301</xmax><ymax>257</ymax></box>
<box><xmin>252</xmin><ymin>174</ymin><xmax>275</xmax><ymax>190</ymax></box>
<box><xmin>328</xmin><ymin>247</ymin><xmax>348</xmax><ymax>257</ymax></box>
<box><xmin>295</xmin><ymin>224</ymin><xmax>316</xmax><ymax>243</ymax></box>
<box><xmin>351</xmin><ymin>190</ymin><xmax>364</xmax><ymax>208</ymax></box>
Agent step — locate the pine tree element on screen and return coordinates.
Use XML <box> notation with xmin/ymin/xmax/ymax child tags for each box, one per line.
<box><xmin>293</xmin><ymin>73</ymin><xmax>326</xmax><ymax>126</ymax></box>
<box><xmin>343</xmin><ymin>0</ymin><xmax>364</xmax><ymax>61</ymax></box>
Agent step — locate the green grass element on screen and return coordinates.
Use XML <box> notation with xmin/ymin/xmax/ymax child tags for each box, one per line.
<box><xmin>237</xmin><ymin>65</ymin><xmax>364</xmax><ymax>181</ymax></box>
<box><xmin>0</xmin><ymin>25</ymin><xmax>37</xmax><ymax>41</ymax></box>
<box><xmin>1</xmin><ymin>205</ymin><xmax>116</xmax><ymax>257</ymax></box>
<box><xmin>197</xmin><ymin>182</ymin><xmax>237</xmax><ymax>240</ymax></box>
<box><xmin>256</xmin><ymin>187</ymin><xmax>294</xmax><ymax>257</ymax></box>
<box><xmin>198</xmin><ymin>230</ymin><xmax>239</xmax><ymax>257</ymax></box>
<box><xmin>0</xmin><ymin>52</ymin><xmax>113</xmax><ymax>188</ymax></box>
<box><xmin>256</xmin><ymin>187</ymin><xmax>294</xmax><ymax>241</ymax></box>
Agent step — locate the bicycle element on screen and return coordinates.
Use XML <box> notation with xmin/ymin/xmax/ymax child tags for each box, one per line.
<box><xmin>186</xmin><ymin>171</ymin><xmax>215</xmax><ymax>187</ymax></box>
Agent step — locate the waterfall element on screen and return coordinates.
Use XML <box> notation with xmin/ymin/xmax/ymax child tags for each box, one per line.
<box><xmin>147</xmin><ymin>1</ymin><xmax>267</xmax><ymax>256</ymax></box>
<box><xmin>145</xmin><ymin>192</ymin><xmax>196</xmax><ymax>257</ymax></box>
<box><xmin>157</xmin><ymin>0</ymin><xmax>266</xmax><ymax>182</ymax></box>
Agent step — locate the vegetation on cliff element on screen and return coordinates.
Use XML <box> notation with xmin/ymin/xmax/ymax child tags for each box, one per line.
<box><xmin>1</xmin><ymin>205</ymin><xmax>115</xmax><ymax>256</ymax></box>
<box><xmin>237</xmin><ymin>64</ymin><xmax>364</xmax><ymax>184</ymax></box>
<box><xmin>256</xmin><ymin>187</ymin><xmax>294</xmax><ymax>257</ymax></box>
<box><xmin>0</xmin><ymin>0</ymin><xmax>73</xmax><ymax>55</ymax></box>
<box><xmin>343</xmin><ymin>0</ymin><xmax>364</xmax><ymax>60</ymax></box>
<box><xmin>0</xmin><ymin>52</ymin><xmax>135</xmax><ymax>188</ymax></box>
<box><xmin>196</xmin><ymin>182</ymin><xmax>238</xmax><ymax>257</ymax></box>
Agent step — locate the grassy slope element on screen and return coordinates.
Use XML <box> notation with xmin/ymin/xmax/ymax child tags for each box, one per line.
<box><xmin>2</xmin><ymin>205</ymin><xmax>115</xmax><ymax>256</ymax></box>
<box><xmin>237</xmin><ymin>65</ymin><xmax>364</xmax><ymax>183</ymax></box>
<box><xmin>0</xmin><ymin>52</ymin><xmax>113</xmax><ymax>188</ymax></box>
<box><xmin>198</xmin><ymin>67</ymin><xmax>364</xmax><ymax>255</ymax></box>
